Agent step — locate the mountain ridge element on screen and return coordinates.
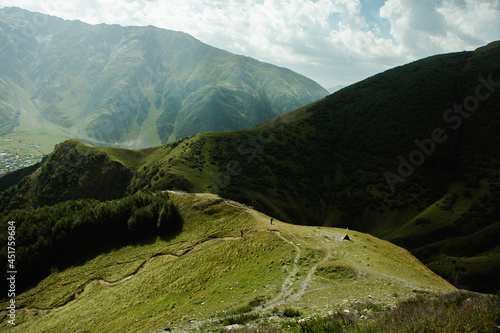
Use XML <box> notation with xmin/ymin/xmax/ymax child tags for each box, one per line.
<box><xmin>0</xmin><ymin>6</ymin><xmax>328</xmax><ymax>152</ymax></box>
<box><xmin>1</xmin><ymin>41</ymin><xmax>499</xmax><ymax>293</ymax></box>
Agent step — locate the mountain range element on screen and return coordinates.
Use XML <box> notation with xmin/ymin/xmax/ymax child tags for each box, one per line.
<box><xmin>1</xmin><ymin>10</ymin><xmax>500</xmax><ymax>330</ymax></box>
<box><xmin>0</xmin><ymin>7</ymin><xmax>328</xmax><ymax>150</ymax></box>
<box><xmin>3</xmin><ymin>41</ymin><xmax>499</xmax><ymax>294</ymax></box>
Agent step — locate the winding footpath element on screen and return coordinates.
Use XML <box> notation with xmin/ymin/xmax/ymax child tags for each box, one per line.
<box><xmin>22</xmin><ymin>233</ymin><xmax>249</xmax><ymax>315</ymax></box>
<box><xmin>261</xmin><ymin>231</ymin><xmax>331</xmax><ymax>311</ymax></box>
<box><xmin>21</xmin><ymin>193</ymin><xmax>332</xmax><ymax>329</ymax></box>
<box><xmin>261</xmin><ymin>232</ymin><xmax>302</xmax><ymax>310</ymax></box>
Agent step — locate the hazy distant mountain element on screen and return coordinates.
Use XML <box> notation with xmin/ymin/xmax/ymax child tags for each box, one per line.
<box><xmin>327</xmin><ymin>84</ymin><xmax>345</xmax><ymax>93</ymax></box>
<box><xmin>0</xmin><ymin>7</ymin><xmax>328</xmax><ymax>148</ymax></box>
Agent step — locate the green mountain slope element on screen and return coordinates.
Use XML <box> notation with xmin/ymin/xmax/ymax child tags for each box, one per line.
<box><xmin>1</xmin><ymin>42</ymin><xmax>499</xmax><ymax>293</ymax></box>
<box><xmin>0</xmin><ymin>139</ymin><xmax>135</xmax><ymax>211</ymax></box>
<box><xmin>0</xmin><ymin>192</ymin><xmax>454</xmax><ymax>332</ymax></box>
<box><xmin>150</xmin><ymin>42</ymin><xmax>499</xmax><ymax>293</ymax></box>
<box><xmin>0</xmin><ymin>7</ymin><xmax>328</xmax><ymax>151</ymax></box>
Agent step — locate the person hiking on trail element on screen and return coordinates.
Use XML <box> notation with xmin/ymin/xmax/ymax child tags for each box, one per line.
<box><xmin>270</xmin><ymin>218</ymin><xmax>273</xmax><ymax>225</ymax></box>
<box><xmin>240</xmin><ymin>229</ymin><xmax>244</xmax><ymax>237</ymax></box>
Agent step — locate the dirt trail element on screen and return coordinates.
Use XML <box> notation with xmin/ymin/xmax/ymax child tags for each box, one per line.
<box><xmin>286</xmin><ymin>252</ymin><xmax>331</xmax><ymax>303</ymax></box>
<box><xmin>262</xmin><ymin>232</ymin><xmax>302</xmax><ymax>310</ymax></box>
<box><xmin>176</xmin><ymin>229</ymin><xmax>316</xmax><ymax>333</ymax></box>
<box><xmin>71</xmin><ymin>253</ymin><xmax>179</xmax><ymax>299</ymax></box>
<box><xmin>23</xmin><ymin>192</ymin><xmax>328</xmax><ymax>320</ymax></box>
<box><xmin>192</xmin><ymin>189</ymin><xmax>333</xmax><ymax>311</ymax></box>
<box><xmin>23</xmin><ymin>234</ymin><xmax>249</xmax><ymax>314</ymax></box>
<box><xmin>261</xmin><ymin>231</ymin><xmax>331</xmax><ymax>311</ymax></box>
<box><xmin>97</xmin><ymin>254</ymin><xmax>179</xmax><ymax>287</ymax></box>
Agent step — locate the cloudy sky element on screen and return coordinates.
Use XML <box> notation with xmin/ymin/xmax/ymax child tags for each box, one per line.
<box><xmin>1</xmin><ymin>0</ymin><xmax>499</xmax><ymax>90</ymax></box>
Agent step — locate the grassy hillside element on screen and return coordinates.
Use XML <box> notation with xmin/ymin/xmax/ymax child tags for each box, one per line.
<box><xmin>1</xmin><ymin>43</ymin><xmax>499</xmax><ymax>293</ymax></box>
<box><xmin>0</xmin><ymin>192</ymin><xmax>455</xmax><ymax>332</ymax></box>
<box><xmin>0</xmin><ymin>6</ymin><xmax>328</xmax><ymax>156</ymax></box>
<box><xmin>0</xmin><ymin>139</ymin><xmax>136</xmax><ymax>212</ymax></box>
<box><xmin>120</xmin><ymin>41</ymin><xmax>500</xmax><ymax>293</ymax></box>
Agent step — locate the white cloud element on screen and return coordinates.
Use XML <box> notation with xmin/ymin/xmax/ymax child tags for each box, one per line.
<box><xmin>1</xmin><ymin>0</ymin><xmax>499</xmax><ymax>89</ymax></box>
<box><xmin>379</xmin><ymin>0</ymin><xmax>445</xmax><ymax>58</ymax></box>
<box><xmin>437</xmin><ymin>0</ymin><xmax>500</xmax><ymax>48</ymax></box>
<box><xmin>380</xmin><ymin>0</ymin><xmax>500</xmax><ymax>59</ymax></box>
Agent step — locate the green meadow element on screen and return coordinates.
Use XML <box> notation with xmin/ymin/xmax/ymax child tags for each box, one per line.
<box><xmin>0</xmin><ymin>192</ymin><xmax>455</xmax><ymax>332</ymax></box>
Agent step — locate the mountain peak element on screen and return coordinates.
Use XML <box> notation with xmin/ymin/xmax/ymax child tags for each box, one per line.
<box><xmin>0</xmin><ymin>7</ymin><xmax>328</xmax><ymax>156</ymax></box>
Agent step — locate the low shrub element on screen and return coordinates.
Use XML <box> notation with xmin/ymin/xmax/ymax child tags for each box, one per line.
<box><xmin>221</xmin><ymin>313</ymin><xmax>260</xmax><ymax>325</ymax></box>
<box><xmin>283</xmin><ymin>307</ymin><xmax>301</xmax><ymax>318</ymax></box>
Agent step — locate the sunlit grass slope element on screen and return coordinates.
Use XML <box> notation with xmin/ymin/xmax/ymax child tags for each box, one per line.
<box><xmin>0</xmin><ymin>192</ymin><xmax>454</xmax><ymax>332</ymax></box>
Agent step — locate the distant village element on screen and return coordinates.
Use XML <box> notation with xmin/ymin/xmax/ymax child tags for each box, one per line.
<box><xmin>0</xmin><ymin>145</ymin><xmax>45</xmax><ymax>176</ymax></box>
